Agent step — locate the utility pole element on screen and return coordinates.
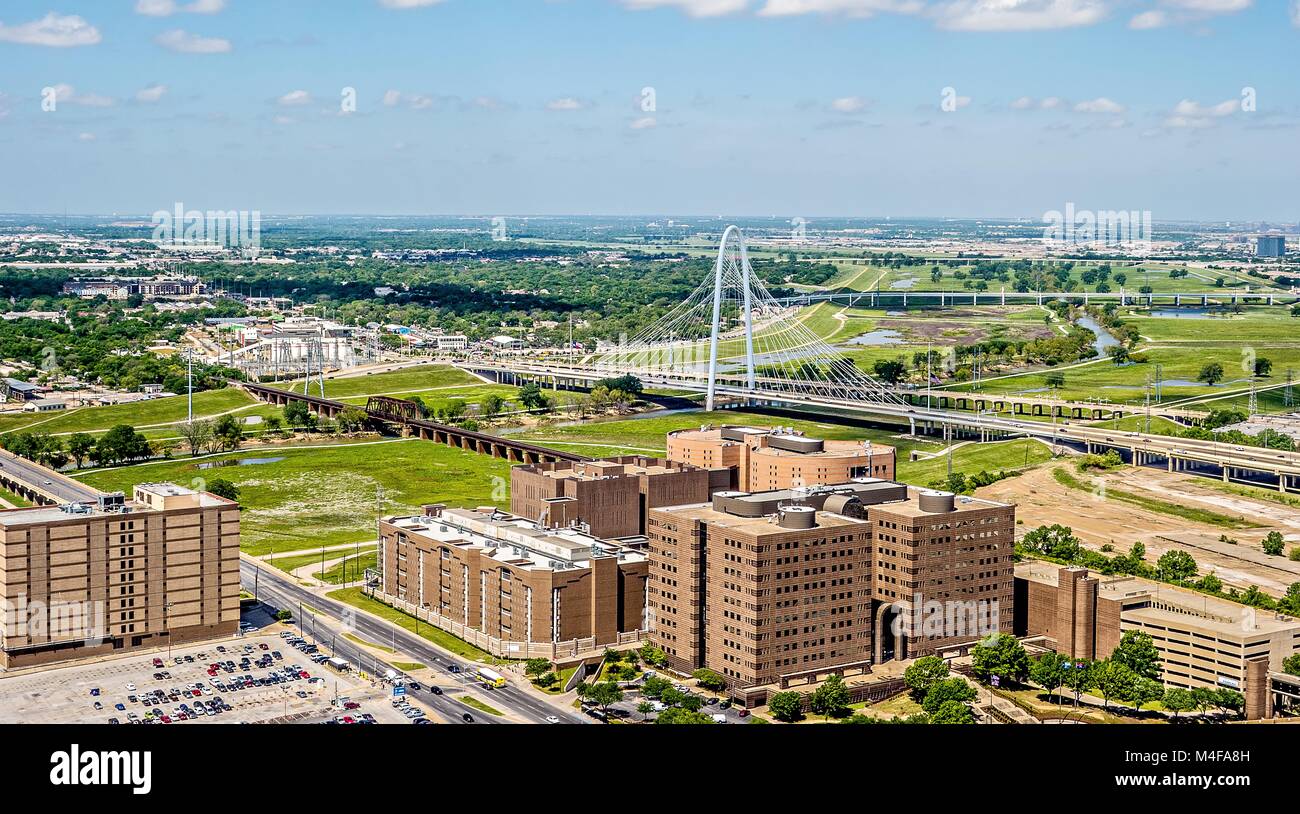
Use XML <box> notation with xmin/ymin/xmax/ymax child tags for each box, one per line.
<box><xmin>186</xmin><ymin>350</ymin><xmax>194</xmax><ymax>423</ymax></box>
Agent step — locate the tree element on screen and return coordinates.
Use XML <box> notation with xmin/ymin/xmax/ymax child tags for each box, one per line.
<box><xmin>1163</xmin><ymin>687</ymin><xmax>1196</xmax><ymax>718</ymax></box>
<box><xmin>480</xmin><ymin>394</ymin><xmax>505</xmax><ymax>417</ymax></box>
<box><xmin>1283</xmin><ymin>654</ymin><xmax>1300</xmax><ymax>677</ymax></box>
<box><xmin>179</xmin><ymin>420</ymin><xmax>214</xmax><ymax>458</ymax></box>
<box><xmin>336</xmin><ymin>407</ymin><xmax>369</xmax><ymax>434</ymax></box>
<box><xmin>921</xmin><ymin>678</ymin><xmax>977</xmax><ymax>715</ymax></box>
<box><xmin>1262</xmin><ymin>531</ymin><xmax>1285</xmax><ymax>557</ymax></box>
<box><xmin>1215</xmin><ymin>689</ymin><xmax>1245</xmax><ymax>718</ymax></box>
<box><xmin>904</xmin><ymin>655</ymin><xmax>950</xmax><ymax>700</ymax></box>
<box><xmin>1111</xmin><ymin>630</ymin><xmax>1161</xmax><ymax>680</ymax></box>
<box><xmin>692</xmin><ymin>668</ymin><xmax>727</xmax><ymax>692</ymax></box>
<box><xmin>213</xmin><ymin>414</ymin><xmax>244</xmax><ymax>452</ymax></box>
<box><xmin>1107</xmin><ymin>345</ymin><xmax>1130</xmax><ymax>366</ymax></box>
<box><xmin>768</xmin><ymin>691</ymin><xmax>804</xmax><ymax>723</ymax></box>
<box><xmin>872</xmin><ymin>358</ymin><xmax>909</xmax><ymax>385</ymax></box>
<box><xmin>518</xmin><ymin>382</ymin><xmax>549</xmax><ymax>411</ymax></box>
<box><xmin>1062</xmin><ymin>660</ymin><xmax>1094</xmax><ymax>706</ymax></box>
<box><xmin>205</xmin><ymin>478</ymin><xmax>240</xmax><ymax>502</ymax></box>
<box><xmin>263</xmin><ymin>414</ymin><xmax>284</xmax><ymax>436</ymax></box>
<box><xmin>930</xmin><ymin>699</ymin><xmax>976</xmax><ymax>725</ymax></box>
<box><xmin>971</xmin><ymin>633</ymin><xmax>1030</xmax><ymax>685</ymax></box>
<box><xmin>94</xmin><ymin>425</ymin><xmax>151</xmax><ymax>466</ymax></box>
<box><xmin>1254</xmin><ymin>357</ymin><xmax>1273</xmax><ymax>378</ymax></box>
<box><xmin>654</xmin><ymin>707</ymin><xmax>716</xmax><ymax>725</ymax></box>
<box><xmin>585</xmin><ymin>681</ymin><xmax>623</xmax><ymax>711</ymax></box>
<box><xmin>524</xmin><ymin>658</ymin><xmax>551</xmax><ymax>680</ymax></box>
<box><xmin>641</xmin><ymin>675</ymin><xmax>671</xmax><ymax>699</ymax></box>
<box><xmin>1197</xmin><ymin>362</ymin><xmax>1225</xmax><ymax>386</ymax></box>
<box><xmin>1093</xmin><ymin>660</ymin><xmax>1136</xmax><ymax>711</ymax></box>
<box><xmin>68</xmin><ymin>433</ymin><xmax>95</xmax><ymax>469</ymax></box>
<box><xmin>1045</xmin><ymin>371</ymin><xmax>1066</xmax><ymax>389</ymax></box>
<box><xmin>1127</xmin><ymin>677</ymin><xmax>1164</xmax><ymax>712</ymax></box>
<box><xmin>809</xmin><ymin>674</ymin><xmax>851</xmax><ymax>720</ymax></box>
<box><xmin>1156</xmin><ymin>549</ymin><xmax>1198</xmax><ymax>582</ymax></box>
<box><xmin>1030</xmin><ymin>653</ymin><xmax>1068</xmax><ymax>701</ymax></box>
<box><xmin>636</xmin><ymin>701</ymin><xmax>654</xmax><ymax>721</ymax></box>
<box><xmin>283</xmin><ymin>400</ymin><xmax>311</xmax><ymax>427</ymax></box>
<box><xmin>1191</xmin><ymin>687</ymin><xmax>1218</xmax><ymax>716</ymax></box>
<box><xmin>1021</xmin><ymin>524</ymin><xmax>1082</xmax><ymax>561</ymax></box>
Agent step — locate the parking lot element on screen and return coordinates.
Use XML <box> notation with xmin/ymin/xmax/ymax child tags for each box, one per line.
<box><xmin>0</xmin><ymin>626</ymin><xmax>415</xmax><ymax>726</ymax></box>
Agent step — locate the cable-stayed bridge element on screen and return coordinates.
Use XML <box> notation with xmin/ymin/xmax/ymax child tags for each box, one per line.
<box><xmin>459</xmin><ymin>226</ymin><xmax>1300</xmax><ymax>493</ymax></box>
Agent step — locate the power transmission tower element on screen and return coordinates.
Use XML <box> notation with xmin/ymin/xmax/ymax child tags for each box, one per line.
<box><xmin>1286</xmin><ymin>368</ymin><xmax>1294</xmax><ymax>409</ymax></box>
<box><xmin>1248</xmin><ymin>380</ymin><xmax>1258</xmax><ymax>416</ymax></box>
<box><xmin>1153</xmin><ymin>363</ymin><xmax>1164</xmax><ymax>404</ymax></box>
<box><xmin>303</xmin><ymin>330</ymin><xmax>326</xmax><ymax>399</ymax></box>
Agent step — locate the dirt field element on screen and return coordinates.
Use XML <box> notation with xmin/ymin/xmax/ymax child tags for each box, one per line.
<box><xmin>980</xmin><ymin>462</ymin><xmax>1300</xmax><ymax>596</ymax></box>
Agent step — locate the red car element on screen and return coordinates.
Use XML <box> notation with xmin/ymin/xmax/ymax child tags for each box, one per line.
<box><xmin>342</xmin><ymin>716</ymin><xmax>356</xmax><ymax>724</ymax></box>
<box><xmin>343</xmin><ymin>702</ymin><xmax>360</xmax><ymax>710</ymax></box>
<box><xmin>259</xmin><ymin>643</ymin><xmax>269</xmax><ymax>650</ymax></box>
<box><xmin>161</xmin><ymin>715</ymin><xmax>172</xmax><ymax>724</ymax></box>
<box><xmin>299</xmin><ymin>671</ymin><xmax>310</xmax><ymax>679</ymax></box>
<box><xmin>152</xmin><ymin>658</ymin><xmax>164</xmax><ymax>668</ymax></box>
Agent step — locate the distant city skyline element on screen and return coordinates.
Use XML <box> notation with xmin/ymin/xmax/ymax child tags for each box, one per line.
<box><xmin>0</xmin><ymin>0</ymin><xmax>1297</xmax><ymax>220</ymax></box>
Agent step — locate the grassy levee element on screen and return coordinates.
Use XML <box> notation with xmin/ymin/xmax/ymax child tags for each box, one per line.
<box><xmin>1051</xmin><ymin>466</ymin><xmax>1262</xmax><ymax>529</ymax></box>
<box><xmin>76</xmin><ymin>438</ymin><xmax>511</xmax><ymax>555</ymax></box>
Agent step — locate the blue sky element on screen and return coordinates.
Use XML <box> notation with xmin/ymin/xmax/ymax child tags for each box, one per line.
<box><xmin>0</xmin><ymin>0</ymin><xmax>1297</xmax><ymax>220</ymax></box>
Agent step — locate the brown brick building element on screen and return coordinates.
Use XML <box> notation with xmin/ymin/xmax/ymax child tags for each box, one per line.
<box><xmin>646</xmin><ymin>481</ymin><xmax>1014</xmax><ymax>701</ymax></box>
<box><xmin>1015</xmin><ymin>561</ymin><xmax>1300</xmax><ymax>718</ymax></box>
<box><xmin>0</xmin><ymin>483</ymin><xmax>241</xmax><ymax>669</ymax></box>
<box><xmin>510</xmin><ymin>456</ymin><xmax>720</xmax><ymax>538</ymax></box>
<box><xmin>666</xmin><ymin>426</ymin><xmax>895</xmax><ymax>492</ymax></box>
<box><xmin>380</xmin><ymin>505</ymin><xmax>648</xmax><ymax>645</ymax></box>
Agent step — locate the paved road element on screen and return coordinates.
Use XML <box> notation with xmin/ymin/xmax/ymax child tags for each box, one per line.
<box><xmin>0</xmin><ymin>448</ymin><xmax>104</xmax><ymax>504</ymax></box>
<box><xmin>241</xmin><ymin>560</ymin><xmax>588</xmax><ymax>725</ymax></box>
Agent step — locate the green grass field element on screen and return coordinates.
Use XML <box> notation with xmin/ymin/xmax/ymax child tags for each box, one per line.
<box><xmin>898</xmin><ymin>439</ymin><xmax>1055</xmax><ymax>486</ymax></box>
<box><xmin>0</xmin><ymin>388</ymin><xmax>258</xmax><ymax>437</ymax></box>
<box><xmin>76</xmin><ymin>438</ymin><xmax>511</xmax><ymax>554</ymax></box>
<box><xmin>326</xmin><ymin>587</ymin><xmax>494</xmax><ymax>661</ymax></box>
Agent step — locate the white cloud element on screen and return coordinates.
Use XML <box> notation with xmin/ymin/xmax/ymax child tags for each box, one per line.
<box><xmin>155</xmin><ymin>29</ymin><xmax>232</xmax><ymax>53</ymax></box>
<box><xmin>1039</xmin><ymin>96</ymin><xmax>1063</xmax><ymax>109</ymax></box>
<box><xmin>47</xmin><ymin>84</ymin><xmax>116</xmax><ymax>108</ymax></box>
<box><xmin>547</xmin><ymin>97</ymin><xmax>584</xmax><ymax>111</ymax></box>
<box><xmin>1173</xmin><ymin>98</ymin><xmax>1237</xmax><ymax>117</ymax></box>
<box><xmin>0</xmin><ymin>13</ymin><xmax>102</xmax><ymax>47</ymax></box>
<box><xmin>1292</xmin><ymin>0</ymin><xmax>1300</xmax><ymax>26</ymax></box>
<box><xmin>1010</xmin><ymin>96</ymin><xmax>1035</xmax><ymax>109</ymax></box>
<box><xmin>1074</xmin><ymin>96</ymin><xmax>1125</xmax><ymax>114</ymax></box>
<box><xmin>378</xmin><ymin>0</ymin><xmax>447</xmax><ymax>8</ymax></box>
<box><xmin>277</xmin><ymin>90</ymin><xmax>313</xmax><ymax>107</ymax></box>
<box><xmin>1164</xmin><ymin>115</ymin><xmax>1214</xmax><ymax>129</ymax></box>
<box><xmin>136</xmin><ymin>0</ymin><xmax>227</xmax><ymax>16</ymax></box>
<box><xmin>382</xmin><ymin>90</ymin><xmax>403</xmax><ymax>107</ymax></box>
<box><xmin>629</xmin><ymin>116</ymin><xmax>658</xmax><ymax>129</ymax></box>
<box><xmin>1128</xmin><ymin>10</ymin><xmax>1167</xmax><ymax>28</ymax></box>
<box><xmin>931</xmin><ymin>0</ymin><xmax>1110</xmax><ymax>32</ymax></box>
<box><xmin>830</xmin><ymin>96</ymin><xmax>869</xmax><ymax>113</ymax></box>
<box><xmin>620</xmin><ymin>0</ymin><xmax>751</xmax><ymax>17</ymax></box>
<box><xmin>135</xmin><ymin>84</ymin><xmax>169</xmax><ymax>103</ymax></box>
<box><xmin>78</xmin><ymin>132</ymin><xmax>96</xmax><ymax>142</ymax></box>
<box><xmin>758</xmin><ymin>0</ymin><xmax>924</xmax><ymax>17</ymax></box>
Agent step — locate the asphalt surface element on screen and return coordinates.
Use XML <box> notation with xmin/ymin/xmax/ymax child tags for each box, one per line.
<box><xmin>241</xmin><ymin>560</ymin><xmax>589</xmax><ymax>725</ymax></box>
<box><xmin>0</xmin><ymin>448</ymin><xmax>104</xmax><ymax>504</ymax></box>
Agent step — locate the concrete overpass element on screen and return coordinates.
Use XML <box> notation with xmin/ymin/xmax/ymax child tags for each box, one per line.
<box><xmin>0</xmin><ymin>448</ymin><xmax>106</xmax><ymax>506</ymax></box>
<box><xmin>463</xmin><ymin>360</ymin><xmax>1300</xmax><ymax>493</ymax></box>
<box><xmin>776</xmin><ymin>288</ymin><xmax>1296</xmax><ymax>309</ymax></box>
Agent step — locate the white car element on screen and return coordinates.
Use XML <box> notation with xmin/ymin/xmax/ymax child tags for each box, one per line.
<box><xmin>125</xmin><ymin>683</ymin><xmax>136</xmax><ymax>692</ymax></box>
<box><xmin>545</xmin><ymin>715</ymin><xmax>561</xmax><ymax>724</ymax></box>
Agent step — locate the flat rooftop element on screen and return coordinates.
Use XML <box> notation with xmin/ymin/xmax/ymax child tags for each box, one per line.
<box><xmin>387</xmin><ymin>507</ymin><xmax>646</xmax><ymax>571</ymax></box>
<box><xmin>1015</xmin><ymin>561</ymin><xmax>1300</xmax><ymax>638</ymax></box>
<box><xmin>657</xmin><ymin>501</ymin><xmax>870</xmax><ymax>537</ymax></box>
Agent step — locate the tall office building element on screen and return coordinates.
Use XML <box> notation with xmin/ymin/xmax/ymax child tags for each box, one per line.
<box><xmin>1255</xmin><ymin>235</ymin><xmax>1286</xmax><ymax>258</ymax></box>
<box><xmin>646</xmin><ymin>481</ymin><xmax>1014</xmax><ymax>705</ymax></box>
<box><xmin>0</xmin><ymin>484</ymin><xmax>241</xmax><ymax>669</ymax></box>
<box><xmin>510</xmin><ymin>456</ymin><xmax>722</xmax><ymax>538</ymax></box>
<box><xmin>666</xmin><ymin>425</ymin><xmax>896</xmax><ymax>492</ymax></box>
